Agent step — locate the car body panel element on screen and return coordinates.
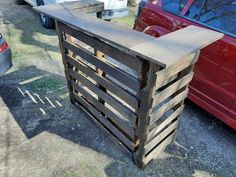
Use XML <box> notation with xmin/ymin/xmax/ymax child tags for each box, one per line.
<box><xmin>0</xmin><ymin>48</ymin><xmax>12</xmax><ymax>75</ymax></box>
<box><xmin>134</xmin><ymin>1</ymin><xmax>236</xmax><ymax>130</ymax></box>
<box><xmin>0</xmin><ymin>35</ymin><xmax>12</xmax><ymax>75</ymax></box>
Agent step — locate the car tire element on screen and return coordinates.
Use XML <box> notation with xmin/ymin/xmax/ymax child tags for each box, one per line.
<box><xmin>37</xmin><ymin>0</ymin><xmax>55</xmax><ymax>29</ymax></box>
<box><xmin>16</xmin><ymin>0</ymin><xmax>26</xmax><ymax>5</ymax></box>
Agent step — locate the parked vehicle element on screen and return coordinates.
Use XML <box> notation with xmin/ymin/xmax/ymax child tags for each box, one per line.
<box><xmin>0</xmin><ymin>33</ymin><xmax>12</xmax><ymax>75</ymax></box>
<box><xmin>16</xmin><ymin>0</ymin><xmax>128</xmax><ymax>28</ymax></box>
<box><xmin>134</xmin><ymin>0</ymin><xmax>236</xmax><ymax>130</ymax></box>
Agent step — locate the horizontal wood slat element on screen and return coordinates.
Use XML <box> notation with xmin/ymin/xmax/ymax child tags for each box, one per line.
<box><xmin>143</xmin><ymin>132</ymin><xmax>176</xmax><ymax>164</ymax></box>
<box><xmin>60</xmin><ymin>23</ymin><xmax>143</xmax><ymax>72</ymax></box>
<box><xmin>63</xmin><ymin>40</ymin><xmax>139</xmax><ymax>91</ymax></box>
<box><xmin>144</xmin><ymin>120</ymin><xmax>178</xmax><ymax>154</ymax></box>
<box><xmin>147</xmin><ymin>105</ymin><xmax>184</xmax><ymax>141</ymax></box>
<box><xmin>157</xmin><ymin>75</ymin><xmax>178</xmax><ymax>89</ymax></box>
<box><xmin>70</xmin><ymin>81</ymin><xmax>136</xmax><ymax>140</ymax></box>
<box><xmin>152</xmin><ymin>72</ymin><xmax>194</xmax><ymax>106</ymax></box>
<box><xmin>69</xmin><ymin>68</ymin><xmax>137</xmax><ymax>123</ymax></box>
<box><xmin>73</xmin><ymin>92</ymin><xmax>134</xmax><ymax>151</ymax></box>
<box><xmin>74</xmin><ymin>84</ymin><xmax>135</xmax><ymax>137</ymax></box>
<box><xmin>74</xmin><ymin>101</ymin><xmax>132</xmax><ymax>158</ymax></box>
<box><xmin>150</xmin><ymin>89</ymin><xmax>189</xmax><ymax>125</ymax></box>
<box><xmin>155</xmin><ymin>53</ymin><xmax>198</xmax><ymax>89</ymax></box>
<box><xmin>65</xmin><ymin>55</ymin><xmax>139</xmax><ymax>109</ymax></box>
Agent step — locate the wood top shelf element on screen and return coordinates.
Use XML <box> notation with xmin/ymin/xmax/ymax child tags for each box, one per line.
<box><xmin>34</xmin><ymin>1</ymin><xmax>223</xmax><ymax>67</ymax></box>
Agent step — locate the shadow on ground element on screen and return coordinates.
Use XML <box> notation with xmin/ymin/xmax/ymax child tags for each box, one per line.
<box><xmin>0</xmin><ymin>66</ymin><xmax>124</xmax><ymax>158</ymax></box>
<box><xmin>0</xmin><ymin>66</ymin><xmax>235</xmax><ymax>177</ymax></box>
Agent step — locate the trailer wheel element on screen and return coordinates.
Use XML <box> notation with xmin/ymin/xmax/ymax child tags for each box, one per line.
<box><xmin>16</xmin><ymin>0</ymin><xmax>26</xmax><ymax>5</ymax></box>
<box><xmin>37</xmin><ymin>0</ymin><xmax>55</xmax><ymax>29</ymax></box>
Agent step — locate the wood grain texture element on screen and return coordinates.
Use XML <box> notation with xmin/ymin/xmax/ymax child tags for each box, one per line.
<box><xmin>143</xmin><ymin>132</ymin><xmax>176</xmax><ymax>164</ymax></box>
<box><xmin>152</xmin><ymin>72</ymin><xmax>194</xmax><ymax>106</ymax></box>
<box><xmin>74</xmin><ymin>99</ymin><xmax>132</xmax><ymax>158</ymax></box>
<box><xmin>147</xmin><ymin>105</ymin><xmax>184</xmax><ymax>141</ymax></box>
<box><xmin>150</xmin><ymin>89</ymin><xmax>189</xmax><ymax>125</ymax></box>
<box><xmin>69</xmin><ymin>69</ymin><xmax>137</xmax><ymax>123</ymax></box>
<box><xmin>73</xmin><ymin>91</ymin><xmax>135</xmax><ymax>150</ymax></box>
<box><xmin>65</xmin><ymin>54</ymin><xmax>139</xmax><ymax>109</ymax></box>
<box><xmin>60</xmin><ymin>23</ymin><xmax>143</xmax><ymax>72</ymax></box>
<box><xmin>73</xmin><ymin>92</ymin><xmax>134</xmax><ymax>151</ymax></box>
<box><xmin>63</xmin><ymin>41</ymin><xmax>139</xmax><ymax>91</ymax></box>
<box><xmin>144</xmin><ymin>120</ymin><xmax>178</xmax><ymax>154</ymax></box>
<box><xmin>131</xmin><ymin>26</ymin><xmax>223</xmax><ymax>67</ymax></box>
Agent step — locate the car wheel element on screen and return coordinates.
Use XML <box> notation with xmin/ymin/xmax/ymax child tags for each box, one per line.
<box><xmin>37</xmin><ymin>0</ymin><xmax>55</xmax><ymax>29</ymax></box>
<box><xmin>16</xmin><ymin>0</ymin><xmax>26</xmax><ymax>5</ymax></box>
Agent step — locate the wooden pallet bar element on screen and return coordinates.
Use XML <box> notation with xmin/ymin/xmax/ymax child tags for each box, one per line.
<box><xmin>34</xmin><ymin>1</ymin><xmax>223</xmax><ymax>168</ymax></box>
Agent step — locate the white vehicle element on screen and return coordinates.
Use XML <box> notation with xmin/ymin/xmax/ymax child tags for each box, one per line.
<box><xmin>16</xmin><ymin>0</ymin><xmax>128</xmax><ymax>28</ymax></box>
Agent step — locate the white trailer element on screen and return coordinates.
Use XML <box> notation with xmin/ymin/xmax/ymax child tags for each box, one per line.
<box><xmin>16</xmin><ymin>0</ymin><xmax>128</xmax><ymax>28</ymax></box>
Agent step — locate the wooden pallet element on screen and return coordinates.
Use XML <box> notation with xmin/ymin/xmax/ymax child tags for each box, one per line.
<box><xmin>34</xmin><ymin>2</ymin><xmax>223</xmax><ymax>168</ymax></box>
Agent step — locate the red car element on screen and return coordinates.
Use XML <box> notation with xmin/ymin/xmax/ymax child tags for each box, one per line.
<box><xmin>134</xmin><ymin>0</ymin><xmax>236</xmax><ymax>130</ymax></box>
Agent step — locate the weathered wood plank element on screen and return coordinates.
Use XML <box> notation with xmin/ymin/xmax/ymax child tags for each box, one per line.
<box><xmin>60</xmin><ymin>23</ymin><xmax>143</xmax><ymax>72</ymax></box>
<box><xmin>34</xmin><ymin>5</ymin><xmax>154</xmax><ymax>51</ymax></box>
<box><xmin>75</xmin><ymin>99</ymin><xmax>132</xmax><ymax>158</ymax></box>
<box><xmin>95</xmin><ymin>49</ymin><xmax>107</xmax><ymax>105</ymax></box>
<box><xmin>155</xmin><ymin>53</ymin><xmax>197</xmax><ymax>89</ymax></box>
<box><xmin>143</xmin><ymin>132</ymin><xmax>176</xmax><ymax>164</ymax></box>
<box><xmin>73</xmin><ymin>92</ymin><xmax>134</xmax><ymax>151</ymax></box>
<box><xmin>144</xmin><ymin>120</ymin><xmax>178</xmax><ymax>154</ymax></box>
<box><xmin>69</xmin><ymin>69</ymin><xmax>137</xmax><ymax>123</ymax></box>
<box><xmin>150</xmin><ymin>89</ymin><xmax>189</xmax><ymax>125</ymax></box>
<box><xmin>55</xmin><ymin>21</ymin><xmax>75</xmax><ymax>103</ymax></box>
<box><xmin>63</xmin><ymin>40</ymin><xmax>139</xmax><ymax>91</ymax></box>
<box><xmin>71</xmin><ymin>81</ymin><xmax>136</xmax><ymax>140</ymax></box>
<box><xmin>65</xmin><ymin>54</ymin><xmax>139</xmax><ymax>109</ymax></box>
<box><xmin>134</xmin><ymin>64</ymin><xmax>160</xmax><ymax>168</ymax></box>
<box><xmin>131</xmin><ymin>26</ymin><xmax>223</xmax><ymax>67</ymax></box>
<box><xmin>152</xmin><ymin>72</ymin><xmax>194</xmax><ymax>106</ymax></box>
<box><xmin>35</xmin><ymin>3</ymin><xmax>224</xmax><ymax>67</ymax></box>
<box><xmin>147</xmin><ymin>105</ymin><xmax>184</xmax><ymax>141</ymax></box>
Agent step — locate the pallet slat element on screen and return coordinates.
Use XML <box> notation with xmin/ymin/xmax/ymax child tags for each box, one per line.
<box><xmin>147</xmin><ymin>105</ymin><xmax>184</xmax><ymax>141</ymax></box>
<box><xmin>74</xmin><ymin>101</ymin><xmax>132</xmax><ymax>158</ymax></box>
<box><xmin>73</xmin><ymin>92</ymin><xmax>134</xmax><ymax>152</ymax></box>
<box><xmin>155</xmin><ymin>53</ymin><xmax>198</xmax><ymax>89</ymax></box>
<box><xmin>71</xmin><ymin>81</ymin><xmax>136</xmax><ymax>140</ymax></box>
<box><xmin>152</xmin><ymin>72</ymin><xmax>194</xmax><ymax>106</ymax></box>
<box><xmin>144</xmin><ymin>120</ymin><xmax>178</xmax><ymax>154</ymax></box>
<box><xmin>60</xmin><ymin>23</ymin><xmax>143</xmax><ymax>72</ymax></box>
<box><xmin>150</xmin><ymin>89</ymin><xmax>189</xmax><ymax>125</ymax></box>
<box><xmin>69</xmin><ymin>68</ymin><xmax>137</xmax><ymax>123</ymax></box>
<box><xmin>143</xmin><ymin>132</ymin><xmax>176</xmax><ymax>164</ymax></box>
<box><xmin>63</xmin><ymin>40</ymin><xmax>139</xmax><ymax>91</ymax></box>
<box><xmin>65</xmin><ymin>54</ymin><xmax>139</xmax><ymax>109</ymax></box>
<box><xmin>73</xmin><ymin>90</ymin><xmax>135</xmax><ymax>150</ymax></box>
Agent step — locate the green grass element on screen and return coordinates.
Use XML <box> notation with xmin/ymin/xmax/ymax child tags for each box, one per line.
<box><xmin>112</xmin><ymin>6</ymin><xmax>136</xmax><ymax>29</ymax></box>
<box><xmin>25</xmin><ymin>77</ymin><xmax>65</xmax><ymax>92</ymax></box>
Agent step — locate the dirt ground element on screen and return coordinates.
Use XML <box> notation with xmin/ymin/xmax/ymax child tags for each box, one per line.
<box><xmin>0</xmin><ymin>1</ymin><xmax>235</xmax><ymax>177</ymax></box>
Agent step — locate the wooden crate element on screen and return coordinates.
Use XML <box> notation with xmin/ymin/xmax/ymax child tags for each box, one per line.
<box><xmin>35</xmin><ymin>2</ymin><xmax>223</xmax><ymax>168</ymax></box>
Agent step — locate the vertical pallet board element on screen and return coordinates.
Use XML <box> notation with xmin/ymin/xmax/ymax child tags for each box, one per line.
<box><xmin>34</xmin><ymin>3</ymin><xmax>224</xmax><ymax>168</ymax></box>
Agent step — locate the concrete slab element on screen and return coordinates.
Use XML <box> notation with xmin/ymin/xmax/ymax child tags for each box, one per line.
<box><xmin>0</xmin><ymin>97</ymin><xmax>27</xmax><ymax>154</ymax></box>
<box><xmin>0</xmin><ymin>132</ymin><xmax>112</xmax><ymax>177</ymax></box>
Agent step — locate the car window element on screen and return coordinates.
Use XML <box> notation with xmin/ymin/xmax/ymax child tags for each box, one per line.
<box><xmin>163</xmin><ymin>0</ymin><xmax>188</xmax><ymax>15</ymax></box>
<box><xmin>186</xmin><ymin>0</ymin><xmax>236</xmax><ymax>35</ymax></box>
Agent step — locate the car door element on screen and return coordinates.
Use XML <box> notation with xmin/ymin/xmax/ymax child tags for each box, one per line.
<box><xmin>183</xmin><ymin>0</ymin><xmax>236</xmax><ymax>110</ymax></box>
<box><xmin>158</xmin><ymin>0</ymin><xmax>236</xmax><ymax>110</ymax></box>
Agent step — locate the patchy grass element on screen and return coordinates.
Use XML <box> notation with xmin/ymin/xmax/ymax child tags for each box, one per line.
<box><xmin>112</xmin><ymin>6</ymin><xmax>136</xmax><ymax>29</ymax></box>
<box><xmin>24</xmin><ymin>77</ymin><xmax>65</xmax><ymax>92</ymax></box>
